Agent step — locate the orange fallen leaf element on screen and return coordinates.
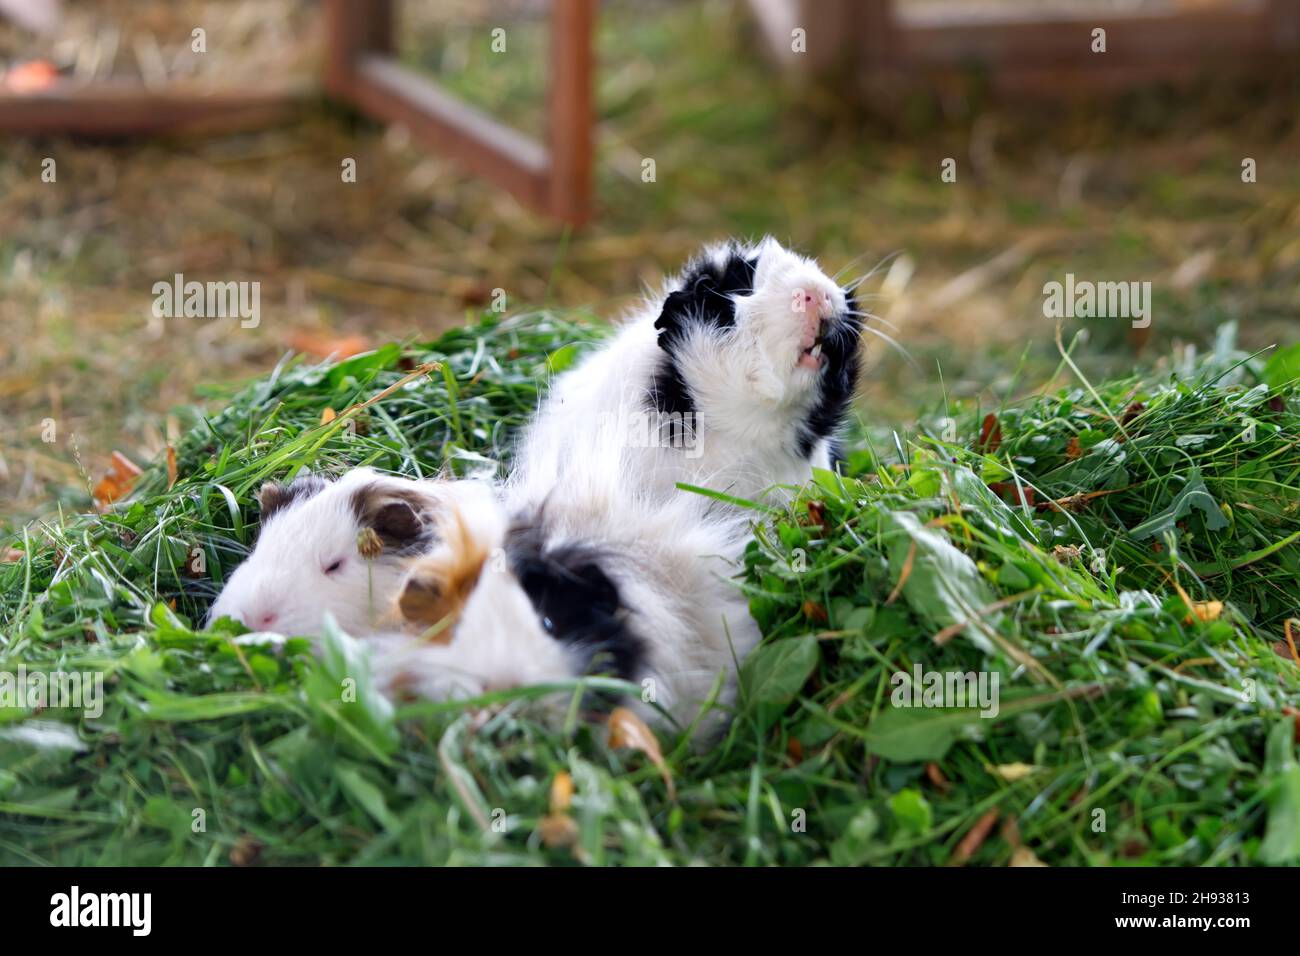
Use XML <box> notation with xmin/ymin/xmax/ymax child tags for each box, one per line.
<box><xmin>539</xmin><ymin>771</ymin><xmax>578</xmax><ymax>849</ymax></box>
<box><xmin>3</xmin><ymin>59</ymin><xmax>59</xmax><ymax>93</ymax></box>
<box><xmin>977</xmin><ymin>413</ymin><xmax>1002</xmax><ymax>453</ymax></box>
<box><xmin>608</xmin><ymin>706</ymin><xmax>675</xmax><ymax>800</ymax></box>
<box><xmin>286</xmin><ymin>331</ymin><xmax>370</xmax><ymax>360</ymax></box>
<box><xmin>885</xmin><ymin>539</ymin><xmax>918</xmax><ymax>605</ymax></box>
<box><xmin>549</xmin><ymin>771</ymin><xmax>574</xmax><ymax>814</ymax></box>
<box><xmin>1183</xmin><ymin>601</ymin><xmax>1223</xmax><ymax>625</ymax></box>
<box><xmin>1065</xmin><ymin>435</ymin><xmax>1083</xmax><ymax>459</ymax></box>
<box><xmin>320</xmin><ymin>407</ymin><xmax>337</xmax><ymax>425</ymax></box>
<box><xmin>925</xmin><ymin>762</ymin><xmax>951</xmax><ymax>793</ymax></box>
<box><xmin>538</xmin><ymin>813</ymin><xmax>579</xmax><ymax>849</ymax></box>
<box><xmin>2</xmin><ymin>547</ymin><xmax>24</xmax><ymax>562</ymax></box>
<box><xmin>165</xmin><ymin>445</ymin><xmax>178</xmax><ymax>489</ymax></box>
<box><xmin>989</xmin><ymin>481</ymin><xmax>1035</xmax><ymax>506</ymax></box>
<box><xmin>93</xmin><ymin>451</ymin><xmax>143</xmax><ymax>508</ymax></box>
<box><xmin>1282</xmin><ymin>706</ymin><xmax>1300</xmax><ymax>743</ymax></box>
<box><xmin>801</xmin><ymin>599</ymin><xmax>828</xmax><ymax>624</ymax></box>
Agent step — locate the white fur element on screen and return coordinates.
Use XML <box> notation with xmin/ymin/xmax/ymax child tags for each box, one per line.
<box><xmin>208</xmin><ymin>238</ymin><xmax>853</xmax><ymax>734</ymax></box>
<box><xmin>509</xmin><ymin>237</ymin><xmax>848</xmax><ymax>508</ymax></box>
<box><xmin>207</xmin><ymin>468</ymin><xmax>480</xmax><ymax>639</ymax></box>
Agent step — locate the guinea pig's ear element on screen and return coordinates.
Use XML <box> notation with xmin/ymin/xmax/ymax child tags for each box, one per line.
<box><xmin>351</xmin><ymin>482</ymin><xmax>435</xmax><ymax>556</ymax></box>
<box><xmin>257</xmin><ymin>473</ymin><xmax>328</xmax><ymax>523</ymax></box>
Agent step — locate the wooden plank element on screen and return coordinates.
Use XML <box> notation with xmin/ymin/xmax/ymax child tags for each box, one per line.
<box><xmin>547</xmin><ymin>0</ymin><xmax>594</xmax><ymax>224</ymax></box>
<box><xmin>860</xmin><ymin>0</ymin><xmax>898</xmax><ymax>68</ymax></box>
<box><xmin>351</xmin><ymin>55</ymin><xmax>549</xmax><ymax>209</ymax></box>
<box><xmin>896</xmin><ymin>5</ymin><xmax>1282</xmax><ymax>69</ymax></box>
<box><xmin>324</xmin><ymin>0</ymin><xmax>391</xmax><ymax>97</ymax></box>
<box><xmin>1266</xmin><ymin>0</ymin><xmax>1300</xmax><ymax>51</ymax></box>
<box><xmin>0</xmin><ymin>82</ymin><xmax>305</xmax><ymax>134</ymax></box>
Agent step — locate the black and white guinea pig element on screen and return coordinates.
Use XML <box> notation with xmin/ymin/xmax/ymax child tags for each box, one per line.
<box><xmin>507</xmin><ymin>235</ymin><xmax>863</xmax><ymax>512</ymax></box>
<box><xmin>206</xmin><ymin>467</ymin><xmax>466</xmax><ymax>638</ymax></box>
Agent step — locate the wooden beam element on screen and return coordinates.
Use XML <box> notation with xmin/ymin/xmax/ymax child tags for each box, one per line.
<box><xmin>895</xmin><ymin>4</ymin><xmax>1286</xmax><ymax>69</ymax></box>
<box><xmin>0</xmin><ymin>82</ymin><xmax>305</xmax><ymax>135</ymax></box>
<box><xmin>547</xmin><ymin>0</ymin><xmax>594</xmax><ymax>224</ymax></box>
<box><xmin>352</xmin><ymin>55</ymin><xmax>549</xmax><ymax>209</ymax></box>
<box><xmin>324</xmin><ymin>0</ymin><xmax>593</xmax><ymax>223</ymax></box>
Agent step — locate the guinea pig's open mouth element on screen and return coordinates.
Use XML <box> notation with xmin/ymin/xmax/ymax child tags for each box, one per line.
<box><xmin>797</xmin><ymin>327</ymin><xmax>827</xmax><ymax>370</ymax></box>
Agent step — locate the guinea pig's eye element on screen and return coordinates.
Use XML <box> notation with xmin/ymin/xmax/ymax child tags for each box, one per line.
<box><xmin>324</xmin><ymin>558</ymin><xmax>345</xmax><ymax>575</ymax></box>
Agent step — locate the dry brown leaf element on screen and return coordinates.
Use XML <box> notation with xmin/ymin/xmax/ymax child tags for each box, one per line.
<box><xmin>985</xmin><ymin>762</ymin><xmax>1039</xmax><ymax>782</ymax></box>
<box><xmin>802</xmin><ymin>600</ymin><xmax>828</xmax><ymax>624</ymax></box>
<box><xmin>950</xmin><ymin>808</ymin><xmax>1000</xmax><ymax>866</ymax></box>
<box><xmin>165</xmin><ymin>445</ymin><xmax>178</xmax><ymax>490</ymax></box>
<box><xmin>925</xmin><ymin>762</ymin><xmax>952</xmax><ymax>793</ymax></box>
<box><xmin>989</xmin><ymin>481</ymin><xmax>1035</xmax><ymax>507</ymax></box>
<box><xmin>539</xmin><ymin>813</ymin><xmax>579</xmax><ymax>849</ymax></box>
<box><xmin>1282</xmin><ymin>706</ymin><xmax>1300</xmax><ymax>743</ymax></box>
<box><xmin>1065</xmin><ymin>435</ymin><xmax>1083</xmax><ymax>459</ymax></box>
<box><xmin>286</xmin><ymin>331</ymin><xmax>370</xmax><ymax>360</ymax></box>
<box><xmin>550</xmin><ymin>771</ymin><xmax>574</xmax><ymax>814</ymax></box>
<box><xmin>1120</xmin><ymin>402</ymin><xmax>1146</xmax><ymax>426</ymax></box>
<box><xmin>977</xmin><ymin>413</ymin><xmax>1002</xmax><ymax>453</ymax></box>
<box><xmin>93</xmin><ymin>451</ymin><xmax>143</xmax><ymax>508</ymax></box>
<box><xmin>2</xmin><ymin>547</ymin><xmax>24</xmax><ymax>562</ymax></box>
<box><xmin>1286</xmin><ymin>619</ymin><xmax>1300</xmax><ymax>667</ymax></box>
<box><xmin>1184</xmin><ymin>601</ymin><xmax>1223</xmax><ymax>624</ymax></box>
<box><xmin>608</xmin><ymin>706</ymin><xmax>675</xmax><ymax>800</ymax></box>
<box><xmin>229</xmin><ymin>834</ymin><xmax>264</xmax><ymax>867</ymax></box>
<box><xmin>1000</xmin><ymin>815</ymin><xmax>1022</xmax><ymax>849</ymax></box>
<box><xmin>1009</xmin><ymin>846</ymin><xmax>1049</xmax><ymax>867</ymax></box>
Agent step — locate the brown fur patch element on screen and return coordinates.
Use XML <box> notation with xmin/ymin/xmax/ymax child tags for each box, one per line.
<box><xmin>397</xmin><ymin>505</ymin><xmax>492</xmax><ymax>642</ymax></box>
<box><xmin>257</xmin><ymin>474</ymin><xmax>328</xmax><ymax>522</ymax></box>
<box><xmin>350</xmin><ymin>481</ymin><xmax>437</xmax><ymax>556</ymax></box>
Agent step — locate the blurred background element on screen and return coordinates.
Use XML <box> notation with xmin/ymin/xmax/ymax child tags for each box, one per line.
<box><xmin>1</xmin><ymin>0</ymin><xmax>1297</xmax><ymax>523</ymax></box>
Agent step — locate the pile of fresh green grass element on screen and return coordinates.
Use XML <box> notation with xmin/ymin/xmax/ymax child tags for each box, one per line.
<box><xmin>1</xmin><ymin>315</ymin><xmax>1297</xmax><ymax>866</ymax></box>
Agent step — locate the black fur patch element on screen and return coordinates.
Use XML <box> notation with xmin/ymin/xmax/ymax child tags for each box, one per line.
<box><xmin>795</xmin><ymin>289</ymin><xmax>863</xmax><ymax>459</ymax></box>
<box><xmin>650</xmin><ymin>244</ymin><xmax>757</xmax><ymax>419</ymax></box>
<box><xmin>257</xmin><ymin>474</ymin><xmax>328</xmax><ymax>523</ymax></box>
<box><xmin>504</xmin><ymin>521</ymin><xmax>643</xmax><ymax>684</ymax></box>
<box><xmin>349</xmin><ymin>482</ymin><xmax>437</xmax><ymax>557</ymax></box>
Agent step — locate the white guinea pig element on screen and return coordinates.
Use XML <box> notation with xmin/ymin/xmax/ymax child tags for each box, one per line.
<box><xmin>207</xmin><ymin>467</ymin><xmax>473</xmax><ymax>639</ymax></box>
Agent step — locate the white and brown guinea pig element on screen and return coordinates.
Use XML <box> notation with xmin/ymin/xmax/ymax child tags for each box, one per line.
<box><xmin>206</xmin><ymin>467</ymin><xmax>468</xmax><ymax>638</ymax></box>
<box><xmin>207</xmin><ymin>462</ymin><xmax>759</xmax><ymax>730</ymax></box>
